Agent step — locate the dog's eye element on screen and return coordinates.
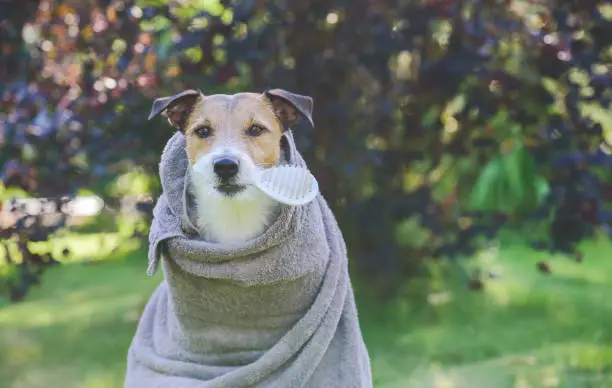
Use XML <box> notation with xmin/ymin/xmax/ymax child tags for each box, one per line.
<box><xmin>247</xmin><ymin>124</ymin><xmax>267</xmax><ymax>137</ymax></box>
<box><xmin>194</xmin><ymin>126</ymin><xmax>212</xmax><ymax>138</ymax></box>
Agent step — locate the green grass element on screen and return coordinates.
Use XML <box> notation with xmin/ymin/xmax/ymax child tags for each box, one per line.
<box><xmin>1</xmin><ymin>235</ymin><xmax>612</xmax><ymax>387</ymax></box>
<box><xmin>0</xmin><ymin>246</ymin><xmax>160</xmax><ymax>388</ymax></box>
<box><xmin>358</xmin><ymin>237</ymin><xmax>612</xmax><ymax>387</ymax></box>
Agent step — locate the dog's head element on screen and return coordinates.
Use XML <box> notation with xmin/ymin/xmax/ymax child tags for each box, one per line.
<box><xmin>149</xmin><ymin>89</ymin><xmax>313</xmax><ymax>199</ymax></box>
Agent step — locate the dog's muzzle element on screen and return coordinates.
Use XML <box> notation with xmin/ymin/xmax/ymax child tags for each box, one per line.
<box><xmin>192</xmin><ymin>155</ymin><xmax>247</xmax><ymax>196</ymax></box>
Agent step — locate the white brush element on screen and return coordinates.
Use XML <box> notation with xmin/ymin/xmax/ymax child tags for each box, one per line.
<box><xmin>254</xmin><ymin>165</ymin><xmax>319</xmax><ymax>206</ymax></box>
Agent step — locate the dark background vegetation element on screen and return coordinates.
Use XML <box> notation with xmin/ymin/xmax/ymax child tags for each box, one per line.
<box><xmin>2</xmin><ymin>0</ymin><xmax>612</xmax><ymax>386</ymax></box>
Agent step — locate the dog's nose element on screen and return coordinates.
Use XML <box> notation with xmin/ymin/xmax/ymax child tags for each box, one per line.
<box><xmin>213</xmin><ymin>157</ymin><xmax>239</xmax><ymax>179</ymax></box>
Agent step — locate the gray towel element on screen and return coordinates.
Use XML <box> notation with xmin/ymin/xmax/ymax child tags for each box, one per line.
<box><xmin>124</xmin><ymin>130</ymin><xmax>373</xmax><ymax>387</ymax></box>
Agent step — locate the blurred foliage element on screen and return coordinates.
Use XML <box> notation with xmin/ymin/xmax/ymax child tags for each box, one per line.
<box><xmin>2</xmin><ymin>0</ymin><xmax>612</xmax><ymax>300</ymax></box>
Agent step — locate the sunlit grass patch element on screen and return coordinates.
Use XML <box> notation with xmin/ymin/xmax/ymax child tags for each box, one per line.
<box><xmin>0</xmin><ymin>248</ymin><xmax>161</xmax><ymax>388</ymax></box>
<box><xmin>357</xmin><ymin>238</ymin><xmax>612</xmax><ymax>387</ymax></box>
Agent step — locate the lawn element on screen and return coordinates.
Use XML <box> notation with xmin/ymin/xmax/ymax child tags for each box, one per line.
<box><xmin>1</xmin><ymin>234</ymin><xmax>612</xmax><ymax>388</ymax></box>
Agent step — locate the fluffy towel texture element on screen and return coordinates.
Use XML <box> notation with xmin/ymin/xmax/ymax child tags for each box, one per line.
<box><xmin>124</xmin><ymin>130</ymin><xmax>373</xmax><ymax>387</ymax></box>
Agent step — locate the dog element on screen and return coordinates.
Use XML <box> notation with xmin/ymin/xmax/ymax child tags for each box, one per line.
<box><xmin>148</xmin><ymin>89</ymin><xmax>314</xmax><ymax>244</ymax></box>
<box><xmin>128</xmin><ymin>89</ymin><xmax>373</xmax><ymax>387</ymax></box>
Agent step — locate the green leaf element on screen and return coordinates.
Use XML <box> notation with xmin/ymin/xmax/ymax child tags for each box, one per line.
<box><xmin>421</xmin><ymin>106</ymin><xmax>441</xmax><ymax>129</ymax></box>
<box><xmin>468</xmin><ymin>157</ymin><xmax>504</xmax><ymax>211</ymax></box>
<box><xmin>535</xmin><ymin>175</ymin><xmax>550</xmax><ymax>201</ymax></box>
<box><xmin>580</xmin><ymin>102</ymin><xmax>612</xmax><ymax>135</ymax></box>
<box><xmin>503</xmin><ymin>146</ymin><xmax>525</xmax><ymax>201</ymax></box>
<box><xmin>489</xmin><ymin>110</ymin><xmax>510</xmax><ymax>130</ymax></box>
<box><xmin>468</xmin><ymin>146</ymin><xmax>548</xmax><ymax>214</ymax></box>
<box><xmin>395</xmin><ymin>216</ymin><xmax>430</xmax><ymax>248</ymax></box>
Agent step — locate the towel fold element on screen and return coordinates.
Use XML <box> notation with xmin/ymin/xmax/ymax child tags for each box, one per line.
<box><xmin>124</xmin><ymin>130</ymin><xmax>373</xmax><ymax>387</ymax></box>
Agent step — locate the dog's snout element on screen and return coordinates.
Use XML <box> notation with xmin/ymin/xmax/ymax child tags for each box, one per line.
<box><xmin>213</xmin><ymin>157</ymin><xmax>239</xmax><ymax>179</ymax></box>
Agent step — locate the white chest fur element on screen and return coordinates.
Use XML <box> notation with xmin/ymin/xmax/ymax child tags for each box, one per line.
<box><xmin>189</xmin><ymin>174</ymin><xmax>280</xmax><ymax>245</ymax></box>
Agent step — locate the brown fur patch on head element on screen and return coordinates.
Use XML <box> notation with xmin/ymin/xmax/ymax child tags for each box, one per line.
<box><xmin>148</xmin><ymin>90</ymin><xmax>201</xmax><ymax>130</ymax></box>
<box><xmin>165</xmin><ymin>95</ymin><xmax>199</xmax><ymax>129</ymax></box>
<box><xmin>183</xmin><ymin>93</ymin><xmax>285</xmax><ymax>167</ymax></box>
<box><xmin>269</xmin><ymin>97</ymin><xmax>301</xmax><ymax>125</ymax></box>
<box><xmin>265</xmin><ymin>89</ymin><xmax>314</xmax><ymax>129</ymax></box>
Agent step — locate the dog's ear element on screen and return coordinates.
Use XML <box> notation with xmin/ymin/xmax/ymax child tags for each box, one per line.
<box><xmin>264</xmin><ymin>89</ymin><xmax>314</xmax><ymax>130</ymax></box>
<box><xmin>148</xmin><ymin>89</ymin><xmax>201</xmax><ymax>131</ymax></box>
